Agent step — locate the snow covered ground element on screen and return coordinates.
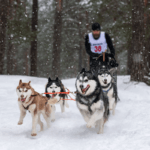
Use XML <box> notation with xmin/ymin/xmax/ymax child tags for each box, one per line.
<box><xmin>0</xmin><ymin>75</ymin><xmax>150</xmax><ymax>150</ymax></box>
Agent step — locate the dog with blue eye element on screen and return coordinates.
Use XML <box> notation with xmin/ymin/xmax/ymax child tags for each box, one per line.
<box><xmin>98</xmin><ymin>66</ymin><xmax>118</xmax><ymax>115</ymax></box>
<box><xmin>45</xmin><ymin>77</ymin><xmax>69</xmax><ymax>122</ymax></box>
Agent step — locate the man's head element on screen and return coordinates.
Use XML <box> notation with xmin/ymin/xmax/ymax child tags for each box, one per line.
<box><xmin>92</xmin><ymin>22</ymin><xmax>101</xmax><ymax>38</ymax></box>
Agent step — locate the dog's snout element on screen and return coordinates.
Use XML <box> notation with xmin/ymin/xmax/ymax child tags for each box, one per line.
<box><xmin>80</xmin><ymin>85</ymin><xmax>83</xmax><ymax>89</ymax></box>
<box><xmin>52</xmin><ymin>91</ymin><xmax>55</xmax><ymax>93</ymax></box>
<box><xmin>21</xmin><ymin>95</ymin><xmax>24</xmax><ymax>98</ymax></box>
<box><xmin>104</xmin><ymin>79</ymin><xmax>107</xmax><ymax>82</ymax></box>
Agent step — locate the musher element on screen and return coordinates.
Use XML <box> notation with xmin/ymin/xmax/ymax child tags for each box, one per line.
<box><xmin>85</xmin><ymin>22</ymin><xmax>117</xmax><ymax>72</ymax></box>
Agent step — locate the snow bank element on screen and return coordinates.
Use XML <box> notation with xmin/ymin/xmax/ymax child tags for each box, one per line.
<box><xmin>0</xmin><ymin>75</ymin><xmax>150</xmax><ymax>150</ymax></box>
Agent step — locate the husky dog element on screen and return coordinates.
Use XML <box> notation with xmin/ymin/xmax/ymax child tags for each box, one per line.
<box><xmin>75</xmin><ymin>69</ymin><xmax>109</xmax><ymax>134</ymax></box>
<box><xmin>98</xmin><ymin>66</ymin><xmax>118</xmax><ymax>115</ymax></box>
<box><xmin>16</xmin><ymin>80</ymin><xmax>57</xmax><ymax>136</ymax></box>
<box><xmin>45</xmin><ymin>77</ymin><xmax>69</xmax><ymax>122</ymax></box>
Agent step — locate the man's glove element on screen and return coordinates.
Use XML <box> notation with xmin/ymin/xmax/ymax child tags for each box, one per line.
<box><xmin>109</xmin><ymin>59</ymin><xmax>119</xmax><ymax>67</ymax></box>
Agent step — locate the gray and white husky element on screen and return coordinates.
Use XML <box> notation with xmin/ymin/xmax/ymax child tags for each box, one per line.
<box><xmin>45</xmin><ymin>77</ymin><xmax>69</xmax><ymax>122</ymax></box>
<box><xmin>98</xmin><ymin>66</ymin><xmax>118</xmax><ymax>115</ymax></box>
<box><xmin>75</xmin><ymin>68</ymin><xmax>109</xmax><ymax>134</ymax></box>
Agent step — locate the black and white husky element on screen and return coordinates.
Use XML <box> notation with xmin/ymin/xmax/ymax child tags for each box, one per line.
<box><xmin>98</xmin><ymin>66</ymin><xmax>118</xmax><ymax>115</ymax></box>
<box><xmin>75</xmin><ymin>69</ymin><xmax>109</xmax><ymax>134</ymax></box>
<box><xmin>45</xmin><ymin>77</ymin><xmax>69</xmax><ymax>122</ymax></box>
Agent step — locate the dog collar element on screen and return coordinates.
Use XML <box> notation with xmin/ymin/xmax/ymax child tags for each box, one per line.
<box><xmin>102</xmin><ymin>84</ymin><xmax>112</xmax><ymax>93</ymax></box>
<box><xmin>101</xmin><ymin>83</ymin><xmax>110</xmax><ymax>89</ymax></box>
<box><xmin>103</xmin><ymin>88</ymin><xmax>110</xmax><ymax>93</ymax></box>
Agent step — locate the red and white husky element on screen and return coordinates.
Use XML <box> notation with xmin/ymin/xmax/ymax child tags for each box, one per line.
<box><xmin>16</xmin><ymin>80</ymin><xmax>57</xmax><ymax>136</ymax></box>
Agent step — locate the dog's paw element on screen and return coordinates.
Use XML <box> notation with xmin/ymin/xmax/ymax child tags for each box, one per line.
<box><xmin>51</xmin><ymin>119</ymin><xmax>55</xmax><ymax>122</ymax></box>
<box><xmin>31</xmin><ymin>133</ymin><xmax>37</xmax><ymax>136</ymax></box>
<box><xmin>97</xmin><ymin>131</ymin><xmax>103</xmax><ymax>134</ymax></box>
<box><xmin>86</xmin><ymin>122</ymin><xmax>94</xmax><ymax>128</ymax></box>
<box><xmin>18</xmin><ymin>121</ymin><xmax>23</xmax><ymax>125</ymax></box>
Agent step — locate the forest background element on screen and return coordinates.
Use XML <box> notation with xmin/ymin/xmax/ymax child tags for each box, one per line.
<box><xmin>0</xmin><ymin>0</ymin><xmax>150</xmax><ymax>84</ymax></box>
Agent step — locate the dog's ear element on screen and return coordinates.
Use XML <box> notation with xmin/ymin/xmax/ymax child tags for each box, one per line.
<box><xmin>48</xmin><ymin>77</ymin><xmax>51</xmax><ymax>82</ymax></box>
<box><xmin>19</xmin><ymin>80</ymin><xmax>22</xmax><ymax>85</ymax></box>
<box><xmin>80</xmin><ymin>68</ymin><xmax>85</xmax><ymax>73</ymax></box>
<box><xmin>28</xmin><ymin>81</ymin><xmax>31</xmax><ymax>85</ymax></box>
<box><xmin>56</xmin><ymin>77</ymin><xmax>59</xmax><ymax>81</ymax></box>
<box><xmin>109</xmin><ymin>68</ymin><xmax>117</xmax><ymax>75</ymax></box>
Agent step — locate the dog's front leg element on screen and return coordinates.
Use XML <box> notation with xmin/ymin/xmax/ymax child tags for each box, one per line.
<box><xmin>51</xmin><ymin>105</ymin><xmax>56</xmax><ymax>122</ymax></box>
<box><xmin>29</xmin><ymin>104</ymin><xmax>38</xmax><ymax>136</ymax></box>
<box><xmin>87</xmin><ymin>109</ymin><xmax>104</xmax><ymax>128</ymax></box>
<box><xmin>112</xmin><ymin>102</ymin><xmax>116</xmax><ymax>115</ymax></box>
<box><xmin>97</xmin><ymin>117</ymin><xmax>104</xmax><ymax>134</ymax></box>
<box><xmin>109</xmin><ymin>97</ymin><xmax>115</xmax><ymax>111</ymax></box>
<box><xmin>18</xmin><ymin>102</ymin><xmax>26</xmax><ymax>125</ymax></box>
<box><xmin>80</xmin><ymin>110</ymin><xmax>90</xmax><ymax>123</ymax></box>
<box><xmin>31</xmin><ymin>113</ymin><xmax>38</xmax><ymax>136</ymax></box>
<box><xmin>60</xmin><ymin>99</ymin><xmax>65</xmax><ymax>113</ymax></box>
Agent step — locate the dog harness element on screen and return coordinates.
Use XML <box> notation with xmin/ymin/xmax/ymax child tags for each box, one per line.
<box><xmin>102</xmin><ymin>83</ymin><xmax>112</xmax><ymax>93</ymax></box>
<box><xmin>88</xmin><ymin>32</ymin><xmax>107</xmax><ymax>54</ymax></box>
<box><xmin>77</xmin><ymin>87</ymin><xmax>102</xmax><ymax>114</ymax></box>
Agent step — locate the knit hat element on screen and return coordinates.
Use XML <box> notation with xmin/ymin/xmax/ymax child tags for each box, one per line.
<box><xmin>92</xmin><ymin>22</ymin><xmax>101</xmax><ymax>31</ymax></box>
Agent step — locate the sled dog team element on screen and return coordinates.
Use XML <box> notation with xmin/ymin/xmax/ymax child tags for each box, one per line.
<box><xmin>16</xmin><ymin>67</ymin><xmax>118</xmax><ymax>136</ymax></box>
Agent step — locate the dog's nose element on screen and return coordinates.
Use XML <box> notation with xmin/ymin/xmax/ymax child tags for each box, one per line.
<box><xmin>52</xmin><ymin>91</ymin><xmax>55</xmax><ymax>93</ymax></box>
<box><xmin>104</xmin><ymin>79</ymin><xmax>107</xmax><ymax>82</ymax></box>
<box><xmin>80</xmin><ymin>85</ymin><xmax>83</xmax><ymax>89</ymax></box>
<box><xmin>21</xmin><ymin>95</ymin><xmax>24</xmax><ymax>98</ymax></box>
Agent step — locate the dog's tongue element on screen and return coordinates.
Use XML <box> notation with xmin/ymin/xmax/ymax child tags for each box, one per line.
<box><xmin>21</xmin><ymin>98</ymin><xmax>26</xmax><ymax>102</ymax></box>
<box><xmin>52</xmin><ymin>94</ymin><xmax>56</xmax><ymax>98</ymax></box>
<box><xmin>82</xmin><ymin>84</ymin><xmax>90</xmax><ymax>93</ymax></box>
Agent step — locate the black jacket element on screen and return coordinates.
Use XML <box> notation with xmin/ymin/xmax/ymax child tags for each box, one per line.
<box><xmin>85</xmin><ymin>32</ymin><xmax>115</xmax><ymax>60</ymax></box>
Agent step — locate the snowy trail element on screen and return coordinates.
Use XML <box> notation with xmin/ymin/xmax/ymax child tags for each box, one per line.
<box><xmin>0</xmin><ymin>75</ymin><xmax>150</xmax><ymax>150</ymax></box>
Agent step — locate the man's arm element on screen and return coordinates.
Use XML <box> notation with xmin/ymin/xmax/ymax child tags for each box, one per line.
<box><xmin>85</xmin><ymin>34</ymin><xmax>99</xmax><ymax>58</ymax></box>
<box><xmin>105</xmin><ymin>33</ymin><xmax>115</xmax><ymax>56</ymax></box>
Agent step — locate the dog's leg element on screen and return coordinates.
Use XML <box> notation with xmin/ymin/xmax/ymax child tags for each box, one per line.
<box><xmin>87</xmin><ymin>108</ymin><xmax>104</xmax><ymax>128</ymax></box>
<box><xmin>42</xmin><ymin>111</ymin><xmax>50</xmax><ymax>128</ymax></box>
<box><xmin>97</xmin><ymin>117</ymin><xmax>104</xmax><ymax>134</ymax></box>
<box><xmin>60</xmin><ymin>100</ymin><xmax>65</xmax><ymax>113</ymax></box>
<box><xmin>18</xmin><ymin>102</ymin><xmax>26</xmax><ymax>125</ymax></box>
<box><xmin>31</xmin><ymin>114</ymin><xmax>38</xmax><ymax>136</ymax></box>
<box><xmin>51</xmin><ymin>105</ymin><xmax>56</xmax><ymax>122</ymax></box>
<box><xmin>65</xmin><ymin>96</ymin><xmax>69</xmax><ymax>108</ymax></box>
<box><xmin>95</xmin><ymin>120</ymin><xmax>100</xmax><ymax>128</ymax></box>
<box><xmin>109</xmin><ymin>97</ymin><xmax>115</xmax><ymax>111</ymax></box>
<box><xmin>112</xmin><ymin>102</ymin><xmax>116</xmax><ymax>115</ymax></box>
<box><xmin>28</xmin><ymin>104</ymin><xmax>38</xmax><ymax>136</ymax></box>
<box><xmin>80</xmin><ymin>110</ymin><xmax>90</xmax><ymax>123</ymax></box>
<box><xmin>38</xmin><ymin>114</ymin><xmax>43</xmax><ymax>131</ymax></box>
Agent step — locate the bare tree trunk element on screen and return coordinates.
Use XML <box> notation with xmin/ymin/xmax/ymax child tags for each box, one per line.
<box><xmin>30</xmin><ymin>0</ymin><xmax>38</xmax><ymax>76</ymax></box>
<box><xmin>127</xmin><ymin>38</ymin><xmax>132</xmax><ymax>75</ymax></box>
<box><xmin>77</xmin><ymin>1</ymin><xmax>82</xmax><ymax>72</ymax></box>
<box><xmin>86</xmin><ymin>11</ymin><xmax>90</xmax><ymax>70</ymax></box>
<box><xmin>52</xmin><ymin>0</ymin><xmax>63</xmax><ymax>79</ymax></box>
<box><xmin>7</xmin><ymin>36</ymin><xmax>14</xmax><ymax>74</ymax></box>
<box><xmin>0</xmin><ymin>0</ymin><xmax>8</xmax><ymax>74</ymax></box>
<box><xmin>7</xmin><ymin>0</ymin><xmax>13</xmax><ymax>75</ymax></box>
<box><xmin>130</xmin><ymin>0</ymin><xmax>145</xmax><ymax>82</ymax></box>
<box><xmin>144</xmin><ymin>0</ymin><xmax>150</xmax><ymax>84</ymax></box>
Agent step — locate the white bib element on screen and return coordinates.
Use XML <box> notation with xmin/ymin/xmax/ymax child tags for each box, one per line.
<box><xmin>88</xmin><ymin>32</ymin><xmax>107</xmax><ymax>54</ymax></box>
